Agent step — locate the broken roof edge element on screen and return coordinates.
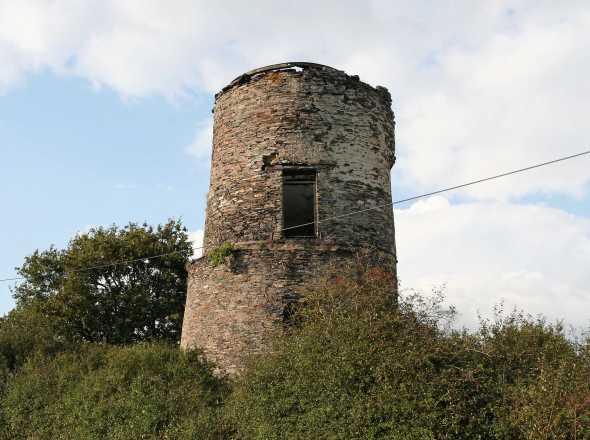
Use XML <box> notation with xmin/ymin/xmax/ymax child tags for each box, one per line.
<box><xmin>214</xmin><ymin>61</ymin><xmax>390</xmax><ymax>101</ymax></box>
<box><xmin>241</xmin><ymin>62</ymin><xmax>340</xmax><ymax>78</ymax></box>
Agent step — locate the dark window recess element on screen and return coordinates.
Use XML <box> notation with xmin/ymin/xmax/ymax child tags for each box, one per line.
<box><xmin>283</xmin><ymin>170</ymin><xmax>316</xmax><ymax>238</ymax></box>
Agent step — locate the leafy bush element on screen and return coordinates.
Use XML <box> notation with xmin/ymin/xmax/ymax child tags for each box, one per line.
<box><xmin>0</xmin><ymin>301</ymin><xmax>67</xmax><ymax>376</ymax></box>
<box><xmin>228</xmin><ymin>266</ymin><xmax>590</xmax><ymax>439</ymax></box>
<box><xmin>2</xmin><ymin>258</ymin><xmax>589</xmax><ymax>439</ymax></box>
<box><xmin>2</xmin><ymin>343</ymin><xmax>230</xmax><ymax>439</ymax></box>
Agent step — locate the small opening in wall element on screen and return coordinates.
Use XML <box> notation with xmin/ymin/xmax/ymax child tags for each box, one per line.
<box><xmin>283</xmin><ymin>169</ymin><xmax>316</xmax><ymax>238</ymax></box>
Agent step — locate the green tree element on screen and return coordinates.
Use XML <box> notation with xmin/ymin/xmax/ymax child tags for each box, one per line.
<box><xmin>12</xmin><ymin>220</ymin><xmax>192</xmax><ymax>345</ymax></box>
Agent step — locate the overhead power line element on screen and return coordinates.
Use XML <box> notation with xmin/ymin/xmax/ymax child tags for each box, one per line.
<box><xmin>0</xmin><ymin>249</ymin><xmax>203</xmax><ymax>283</ymax></box>
<box><xmin>282</xmin><ymin>149</ymin><xmax>590</xmax><ymax>231</ymax></box>
<box><xmin>1</xmin><ymin>149</ymin><xmax>589</xmax><ymax>283</ymax></box>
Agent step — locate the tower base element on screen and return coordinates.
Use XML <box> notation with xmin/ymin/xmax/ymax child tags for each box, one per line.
<box><xmin>180</xmin><ymin>241</ymin><xmax>396</xmax><ymax>375</ymax></box>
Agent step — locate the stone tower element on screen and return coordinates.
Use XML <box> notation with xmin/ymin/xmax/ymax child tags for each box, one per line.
<box><xmin>180</xmin><ymin>62</ymin><xmax>397</xmax><ymax>374</ymax></box>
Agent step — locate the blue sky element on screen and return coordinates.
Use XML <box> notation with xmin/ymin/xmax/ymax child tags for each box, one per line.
<box><xmin>0</xmin><ymin>72</ymin><xmax>212</xmax><ymax>310</ymax></box>
<box><xmin>1</xmin><ymin>1</ymin><xmax>589</xmax><ymax>329</ymax></box>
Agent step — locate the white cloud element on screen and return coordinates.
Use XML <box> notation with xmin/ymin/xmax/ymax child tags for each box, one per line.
<box><xmin>2</xmin><ymin>1</ymin><xmax>589</xmax><ymax>196</ymax></box>
<box><xmin>394</xmin><ymin>11</ymin><xmax>590</xmax><ymax>201</ymax></box>
<box><xmin>2</xmin><ymin>0</ymin><xmax>590</xmax><ymax>326</ymax></box>
<box><xmin>396</xmin><ymin>196</ymin><xmax>590</xmax><ymax>329</ymax></box>
<box><xmin>185</xmin><ymin>117</ymin><xmax>213</xmax><ymax>159</ymax></box>
<box><xmin>187</xmin><ymin>229</ymin><xmax>204</xmax><ymax>259</ymax></box>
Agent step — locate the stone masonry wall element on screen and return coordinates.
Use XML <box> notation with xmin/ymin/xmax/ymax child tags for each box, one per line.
<box><xmin>203</xmin><ymin>63</ymin><xmax>396</xmax><ymax>254</ymax></box>
<box><xmin>181</xmin><ymin>63</ymin><xmax>398</xmax><ymax>373</ymax></box>
<box><xmin>181</xmin><ymin>241</ymin><xmax>396</xmax><ymax>375</ymax></box>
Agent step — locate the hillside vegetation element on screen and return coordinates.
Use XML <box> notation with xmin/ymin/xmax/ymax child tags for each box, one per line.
<box><xmin>0</xmin><ymin>222</ymin><xmax>588</xmax><ymax>439</ymax></box>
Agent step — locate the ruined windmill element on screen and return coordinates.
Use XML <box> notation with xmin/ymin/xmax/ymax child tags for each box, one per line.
<box><xmin>180</xmin><ymin>62</ymin><xmax>397</xmax><ymax>374</ymax></box>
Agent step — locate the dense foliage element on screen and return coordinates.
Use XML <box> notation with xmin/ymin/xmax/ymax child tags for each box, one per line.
<box><xmin>2</xmin><ymin>344</ymin><xmax>229</xmax><ymax>439</ymax></box>
<box><xmin>0</xmin><ymin>300</ymin><xmax>64</xmax><ymax>376</ymax></box>
<box><xmin>227</xmin><ymin>267</ymin><xmax>590</xmax><ymax>439</ymax></box>
<box><xmin>12</xmin><ymin>220</ymin><xmax>191</xmax><ymax>345</ymax></box>
<box><xmin>1</xmin><ymin>230</ymin><xmax>588</xmax><ymax>439</ymax></box>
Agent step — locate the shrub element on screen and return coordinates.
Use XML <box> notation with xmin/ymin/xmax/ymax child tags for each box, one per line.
<box><xmin>2</xmin><ymin>261</ymin><xmax>589</xmax><ymax>439</ymax></box>
<box><xmin>0</xmin><ymin>301</ymin><xmax>68</xmax><ymax>376</ymax></box>
<box><xmin>2</xmin><ymin>343</ymin><xmax>231</xmax><ymax>439</ymax></box>
<box><xmin>228</xmin><ymin>266</ymin><xmax>590</xmax><ymax>439</ymax></box>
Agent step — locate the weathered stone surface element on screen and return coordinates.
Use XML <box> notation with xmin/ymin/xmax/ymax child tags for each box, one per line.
<box><xmin>180</xmin><ymin>62</ymin><xmax>398</xmax><ymax>374</ymax></box>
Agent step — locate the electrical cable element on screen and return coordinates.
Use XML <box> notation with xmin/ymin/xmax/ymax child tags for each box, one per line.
<box><xmin>282</xmin><ymin>149</ymin><xmax>590</xmax><ymax>231</ymax></box>
<box><xmin>1</xmin><ymin>149</ymin><xmax>589</xmax><ymax>283</ymax></box>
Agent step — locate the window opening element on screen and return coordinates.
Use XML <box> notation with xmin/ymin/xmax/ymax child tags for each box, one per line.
<box><xmin>283</xmin><ymin>169</ymin><xmax>316</xmax><ymax>238</ymax></box>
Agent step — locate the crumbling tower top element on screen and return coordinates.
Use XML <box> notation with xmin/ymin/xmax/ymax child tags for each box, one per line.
<box><xmin>203</xmin><ymin>61</ymin><xmax>396</xmax><ymax>253</ymax></box>
<box><xmin>217</xmin><ymin>62</ymin><xmax>349</xmax><ymax>97</ymax></box>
